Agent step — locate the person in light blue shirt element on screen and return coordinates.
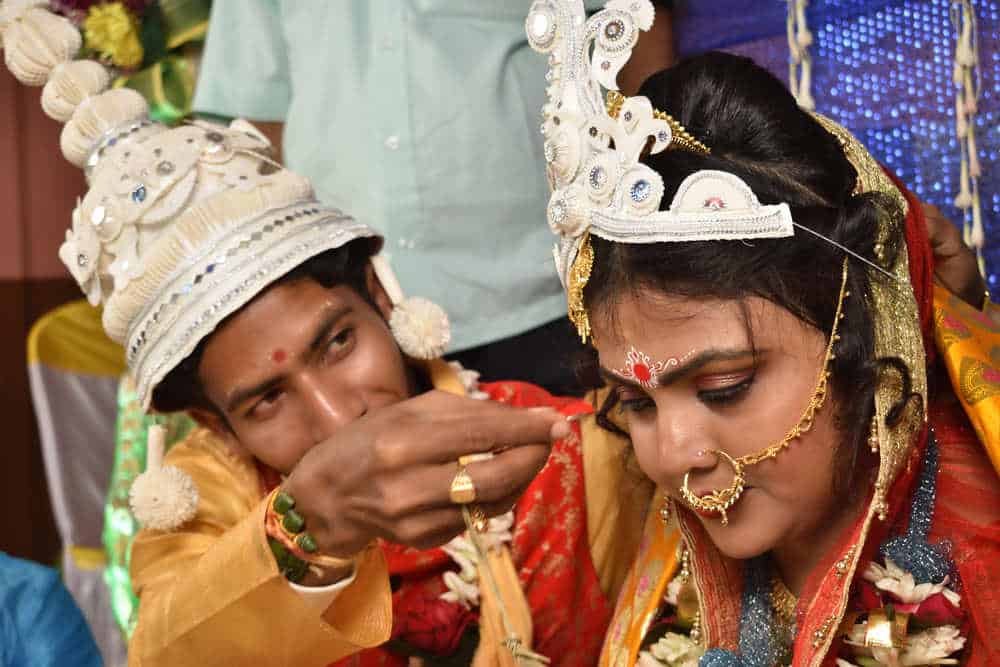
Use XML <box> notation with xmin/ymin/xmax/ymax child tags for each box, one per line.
<box><xmin>193</xmin><ymin>0</ymin><xmax>674</xmax><ymax>395</ymax></box>
<box><xmin>0</xmin><ymin>552</ymin><xmax>102</xmax><ymax>667</ymax></box>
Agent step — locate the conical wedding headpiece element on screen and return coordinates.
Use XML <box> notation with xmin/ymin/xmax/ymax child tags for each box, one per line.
<box><xmin>1</xmin><ymin>0</ymin><xmax>450</xmax><ymax>408</ymax></box>
<box><xmin>526</xmin><ymin>0</ymin><xmax>796</xmax><ymax>341</ymax></box>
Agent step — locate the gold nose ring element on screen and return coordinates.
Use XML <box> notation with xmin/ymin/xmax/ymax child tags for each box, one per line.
<box><xmin>679</xmin><ymin>449</ymin><xmax>746</xmax><ymax>526</ymax></box>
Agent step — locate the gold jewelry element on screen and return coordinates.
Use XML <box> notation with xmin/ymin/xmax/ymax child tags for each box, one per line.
<box><xmin>469</xmin><ymin>505</ymin><xmax>489</xmax><ymax>533</ymax></box>
<box><xmin>449</xmin><ymin>465</ymin><xmax>477</xmax><ymax>505</ymax></box>
<box><xmin>770</xmin><ymin>575</ymin><xmax>798</xmax><ymax>626</ymax></box>
<box><xmin>689</xmin><ymin>611</ymin><xmax>702</xmax><ymax>644</ymax></box>
<box><xmin>679</xmin><ymin>450</ymin><xmax>745</xmax><ymax>526</ymax></box>
<box><xmin>659</xmin><ymin>494</ymin><xmax>672</xmax><ymax>525</ymax></box>
<box><xmin>868</xmin><ymin>414</ymin><xmax>880</xmax><ymax>453</ymax></box>
<box><xmin>864</xmin><ymin>608</ymin><xmax>910</xmax><ymax>649</ymax></box>
<box><xmin>606</xmin><ymin>91</ymin><xmax>711</xmax><ymax>155</ymax></box>
<box><xmin>567</xmin><ymin>231</ymin><xmax>595</xmax><ymax>342</ymax></box>
<box><xmin>678</xmin><ymin>258</ymin><xmax>850</xmax><ymax>524</ymax></box>
<box><xmin>678</xmin><ymin>545</ymin><xmax>691</xmax><ymax>584</ymax></box>
<box><xmin>459</xmin><ymin>452</ymin><xmax>494</xmax><ymax>466</ymax></box>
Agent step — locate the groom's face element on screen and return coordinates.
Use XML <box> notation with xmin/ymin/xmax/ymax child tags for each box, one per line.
<box><xmin>195</xmin><ymin>266</ymin><xmax>413</xmax><ymax>474</ymax></box>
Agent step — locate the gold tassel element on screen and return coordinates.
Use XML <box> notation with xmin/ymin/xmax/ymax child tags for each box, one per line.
<box><xmin>567</xmin><ymin>233</ymin><xmax>594</xmax><ymax>343</ymax></box>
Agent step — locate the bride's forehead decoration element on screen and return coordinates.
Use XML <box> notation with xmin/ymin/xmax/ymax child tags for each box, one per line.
<box><xmin>526</xmin><ymin>0</ymin><xmax>795</xmax><ymax>344</ymax></box>
<box><xmin>615</xmin><ymin>346</ymin><xmax>695</xmax><ymax>390</ymax></box>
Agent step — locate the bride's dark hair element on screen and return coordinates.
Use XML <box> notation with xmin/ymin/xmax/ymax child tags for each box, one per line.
<box><xmin>581</xmin><ymin>52</ymin><xmax>919</xmax><ymax>493</ymax></box>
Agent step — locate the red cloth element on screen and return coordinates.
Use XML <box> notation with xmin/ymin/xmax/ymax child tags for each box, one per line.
<box><xmin>332</xmin><ymin>381</ymin><xmax>611</xmax><ymax>666</ymax></box>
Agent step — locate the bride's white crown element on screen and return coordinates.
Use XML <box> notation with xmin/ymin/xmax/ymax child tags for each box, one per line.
<box><xmin>526</xmin><ymin>0</ymin><xmax>795</xmax><ymax>339</ymax></box>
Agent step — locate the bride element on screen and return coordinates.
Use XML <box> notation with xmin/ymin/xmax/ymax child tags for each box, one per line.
<box><xmin>527</xmin><ymin>2</ymin><xmax>1000</xmax><ymax>665</ymax></box>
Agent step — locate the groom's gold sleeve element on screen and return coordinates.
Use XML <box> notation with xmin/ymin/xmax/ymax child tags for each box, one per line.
<box><xmin>128</xmin><ymin>429</ymin><xmax>391</xmax><ymax>667</ymax></box>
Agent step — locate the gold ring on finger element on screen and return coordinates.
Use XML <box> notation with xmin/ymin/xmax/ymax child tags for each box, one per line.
<box><xmin>449</xmin><ymin>465</ymin><xmax>477</xmax><ymax>505</ymax></box>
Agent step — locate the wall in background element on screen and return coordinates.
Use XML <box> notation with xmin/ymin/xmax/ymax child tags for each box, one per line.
<box><xmin>1</xmin><ymin>66</ymin><xmax>89</xmax><ymax>562</ymax></box>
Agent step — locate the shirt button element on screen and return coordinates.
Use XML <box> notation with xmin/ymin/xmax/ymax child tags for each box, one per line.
<box><xmin>381</xmin><ymin>35</ymin><xmax>395</xmax><ymax>50</ymax></box>
<box><xmin>384</xmin><ymin>135</ymin><xmax>400</xmax><ymax>151</ymax></box>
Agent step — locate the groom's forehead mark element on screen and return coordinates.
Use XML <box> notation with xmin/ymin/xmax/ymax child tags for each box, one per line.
<box><xmin>271</xmin><ymin>349</ymin><xmax>287</xmax><ymax>364</ymax></box>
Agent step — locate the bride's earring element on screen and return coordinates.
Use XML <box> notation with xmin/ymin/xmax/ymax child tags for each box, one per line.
<box><xmin>868</xmin><ymin>414</ymin><xmax>880</xmax><ymax>454</ymax></box>
<box><xmin>660</xmin><ymin>494</ymin><xmax>672</xmax><ymax>525</ymax></box>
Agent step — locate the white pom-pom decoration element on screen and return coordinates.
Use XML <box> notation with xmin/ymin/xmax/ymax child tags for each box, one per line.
<box><xmin>130</xmin><ymin>466</ymin><xmax>199</xmax><ymax>531</ymax></box>
<box><xmin>129</xmin><ymin>425</ymin><xmax>199</xmax><ymax>531</ymax></box>
<box><xmin>2</xmin><ymin>7</ymin><xmax>81</xmax><ymax>86</ymax></box>
<box><xmin>0</xmin><ymin>0</ymin><xmax>48</xmax><ymax>40</ymax></box>
<box><xmin>42</xmin><ymin>60</ymin><xmax>111</xmax><ymax>122</ymax></box>
<box><xmin>61</xmin><ymin>88</ymin><xmax>149</xmax><ymax>167</ymax></box>
<box><xmin>390</xmin><ymin>296</ymin><xmax>451</xmax><ymax>360</ymax></box>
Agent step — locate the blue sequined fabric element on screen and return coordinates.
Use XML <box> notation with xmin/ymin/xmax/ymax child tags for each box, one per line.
<box><xmin>698</xmin><ymin>558</ymin><xmax>783</xmax><ymax>667</ymax></box>
<box><xmin>675</xmin><ymin>0</ymin><xmax>999</xmax><ymax>294</ymax></box>
<box><xmin>881</xmin><ymin>431</ymin><xmax>954</xmax><ymax>584</ymax></box>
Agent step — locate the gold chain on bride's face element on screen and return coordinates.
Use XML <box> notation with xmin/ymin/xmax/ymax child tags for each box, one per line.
<box><xmin>679</xmin><ymin>258</ymin><xmax>850</xmax><ymax>524</ymax></box>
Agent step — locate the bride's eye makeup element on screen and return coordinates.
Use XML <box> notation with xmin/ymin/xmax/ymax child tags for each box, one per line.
<box><xmin>696</xmin><ymin>371</ymin><xmax>755</xmax><ymax>405</ymax></box>
<box><xmin>617</xmin><ymin>387</ymin><xmax>655</xmax><ymax>413</ymax></box>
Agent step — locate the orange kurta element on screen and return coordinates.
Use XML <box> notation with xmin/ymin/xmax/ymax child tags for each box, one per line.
<box><xmin>128</xmin><ymin>429</ymin><xmax>393</xmax><ymax>667</ymax></box>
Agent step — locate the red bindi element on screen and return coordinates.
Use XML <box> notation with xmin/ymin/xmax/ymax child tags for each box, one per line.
<box><xmin>632</xmin><ymin>363</ymin><xmax>652</xmax><ymax>383</ymax></box>
<box><xmin>271</xmin><ymin>349</ymin><xmax>287</xmax><ymax>364</ymax></box>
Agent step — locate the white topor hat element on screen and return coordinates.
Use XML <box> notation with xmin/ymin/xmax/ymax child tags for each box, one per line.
<box><xmin>1</xmin><ymin>1</ymin><xmax>390</xmax><ymax>408</ymax></box>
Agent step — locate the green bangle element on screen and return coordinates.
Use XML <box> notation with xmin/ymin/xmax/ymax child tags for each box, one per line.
<box><xmin>296</xmin><ymin>533</ymin><xmax>318</xmax><ymax>554</ymax></box>
<box><xmin>282</xmin><ymin>508</ymin><xmax>306</xmax><ymax>534</ymax></box>
<box><xmin>267</xmin><ymin>537</ymin><xmax>309</xmax><ymax>583</ymax></box>
<box><xmin>273</xmin><ymin>490</ymin><xmax>296</xmax><ymax>514</ymax></box>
